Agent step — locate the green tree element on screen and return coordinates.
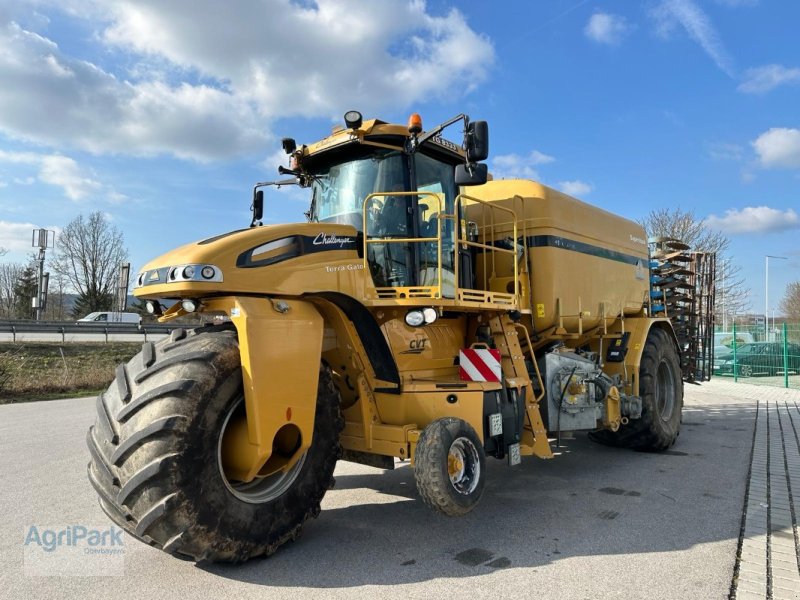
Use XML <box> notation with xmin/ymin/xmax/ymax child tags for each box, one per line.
<box><xmin>12</xmin><ymin>263</ymin><xmax>37</xmax><ymax>320</ymax></box>
<box><xmin>52</xmin><ymin>212</ymin><xmax>128</xmax><ymax>319</ymax></box>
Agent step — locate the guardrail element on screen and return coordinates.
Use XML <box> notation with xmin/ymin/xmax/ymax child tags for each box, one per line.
<box><xmin>0</xmin><ymin>320</ymin><xmax>178</xmax><ymax>343</ymax></box>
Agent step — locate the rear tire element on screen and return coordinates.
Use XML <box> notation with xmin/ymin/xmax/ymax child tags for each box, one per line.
<box><xmin>414</xmin><ymin>418</ymin><xmax>486</xmax><ymax>516</ymax></box>
<box><xmin>86</xmin><ymin>326</ymin><xmax>343</xmax><ymax>562</ymax></box>
<box><xmin>589</xmin><ymin>327</ymin><xmax>683</xmax><ymax>451</ymax></box>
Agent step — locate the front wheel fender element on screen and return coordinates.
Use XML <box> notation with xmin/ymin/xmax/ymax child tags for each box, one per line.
<box><xmin>205</xmin><ymin>296</ymin><xmax>324</xmax><ymax>482</ymax></box>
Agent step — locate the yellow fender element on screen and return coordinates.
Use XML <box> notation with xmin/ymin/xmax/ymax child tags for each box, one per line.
<box><xmin>206</xmin><ymin>296</ymin><xmax>324</xmax><ymax>482</ymax></box>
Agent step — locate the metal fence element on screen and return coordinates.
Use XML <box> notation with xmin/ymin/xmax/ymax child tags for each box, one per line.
<box><xmin>713</xmin><ymin>322</ymin><xmax>800</xmax><ymax>390</ymax></box>
<box><xmin>0</xmin><ymin>319</ymin><xmax>176</xmax><ymax>343</ymax></box>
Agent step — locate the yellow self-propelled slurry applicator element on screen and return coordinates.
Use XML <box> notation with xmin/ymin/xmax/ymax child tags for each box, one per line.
<box><xmin>87</xmin><ymin>111</ymin><xmax>682</xmax><ymax>562</ymax></box>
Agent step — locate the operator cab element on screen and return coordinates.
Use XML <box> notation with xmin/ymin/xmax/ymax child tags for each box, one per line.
<box><xmin>300</xmin><ymin>112</ymin><xmax>489</xmax><ymax>298</ymax></box>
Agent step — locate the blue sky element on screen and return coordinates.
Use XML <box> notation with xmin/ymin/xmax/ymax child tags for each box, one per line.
<box><xmin>0</xmin><ymin>0</ymin><xmax>798</xmax><ymax>317</ymax></box>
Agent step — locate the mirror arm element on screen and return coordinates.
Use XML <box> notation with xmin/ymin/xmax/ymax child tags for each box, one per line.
<box><xmin>415</xmin><ymin>113</ymin><xmax>467</xmax><ymax>149</ymax></box>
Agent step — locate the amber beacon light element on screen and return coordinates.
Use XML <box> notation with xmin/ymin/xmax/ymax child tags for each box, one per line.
<box><xmin>407</xmin><ymin>113</ymin><xmax>423</xmax><ymax>134</ymax></box>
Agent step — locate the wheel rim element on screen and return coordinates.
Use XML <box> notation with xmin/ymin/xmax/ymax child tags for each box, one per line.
<box><xmin>655</xmin><ymin>359</ymin><xmax>676</xmax><ymax>422</ymax></box>
<box><xmin>741</xmin><ymin>364</ymin><xmax>752</xmax><ymax>377</ymax></box>
<box><xmin>217</xmin><ymin>396</ymin><xmax>307</xmax><ymax>504</ymax></box>
<box><xmin>447</xmin><ymin>436</ymin><xmax>481</xmax><ymax>495</ymax></box>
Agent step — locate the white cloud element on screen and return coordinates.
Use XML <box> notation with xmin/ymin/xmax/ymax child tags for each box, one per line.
<box><xmin>738</xmin><ymin>65</ymin><xmax>800</xmax><ymax>94</ymax></box>
<box><xmin>491</xmin><ymin>150</ymin><xmax>554</xmax><ymax>180</ymax></box>
<box><xmin>0</xmin><ymin>220</ymin><xmax>61</xmax><ymax>252</ymax></box>
<box><xmin>752</xmin><ymin>128</ymin><xmax>800</xmax><ymax>169</ymax></box>
<box><xmin>558</xmin><ymin>180</ymin><xmax>593</xmax><ymax>196</ymax></box>
<box><xmin>0</xmin><ymin>150</ymin><xmax>104</xmax><ymax>200</ymax></box>
<box><xmin>584</xmin><ymin>13</ymin><xmax>631</xmax><ymax>45</ymax></box>
<box><xmin>706</xmin><ymin>142</ymin><xmax>744</xmax><ymax>161</ymax></box>
<box><xmin>0</xmin><ymin>2</ymin><xmax>494</xmax><ymax>161</ymax></box>
<box><xmin>705</xmin><ymin>206</ymin><xmax>800</xmax><ymax>234</ymax></box>
<box><xmin>39</xmin><ymin>155</ymin><xmax>102</xmax><ymax>200</ymax></box>
<box><xmin>651</xmin><ymin>0</ymin><xmax>734</xmax><ymax>77</ymax></box>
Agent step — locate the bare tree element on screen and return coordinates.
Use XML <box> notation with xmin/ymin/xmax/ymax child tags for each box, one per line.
<box><xmin>43</xmin><ymin>271</ymin><xmax>71</xmax><ymax>321</ymax></box>
<box><xmin>0</xmin><ymin>262</ymin><xmax>24</xmax><ymax>318</ymax></box>
<box><xmin>780</xmin><ymin>282</ymin><xmax>800</xmax><ymax>320</ymax></box>
<box><xmin>52</xmin><ymin>212</ymin><xmax>128</xmax><ymax>318</ymax></box>
<box><xmin>639</xmin><ymin>207</ymin><xmax>750</xmax><ymax>322</ymax></box>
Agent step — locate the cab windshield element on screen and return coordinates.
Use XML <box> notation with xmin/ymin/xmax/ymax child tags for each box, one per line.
<box><xmin>307</xmin><ymin>145</ymin><xmax>460</xmax><ymax>293</ymax></box>
<box><xmin>308</xmin><ymin>147</ymin><xmax>458</xmax><ymax>232</ymax></box>
<box><xmin>309</xmin><ymin>149</ymin><xmax>406</xmax><ymax>230</ymax></box>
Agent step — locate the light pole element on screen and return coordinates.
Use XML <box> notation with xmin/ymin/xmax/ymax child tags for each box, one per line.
<box><xmin>721</xmin><ymin>258</ymin><xmax>728</xmax><ymax>332</ymax></box>
<box><xmin>765</xmin><ymin>255</ymin><xmax>788</xmax><ymax>340</ymax></box>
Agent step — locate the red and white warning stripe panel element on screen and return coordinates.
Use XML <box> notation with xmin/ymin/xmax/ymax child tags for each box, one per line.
<box><xmin>459</xmin><ymin>348</ymin><xmax>502</xmax><ymax>382</ymax></box>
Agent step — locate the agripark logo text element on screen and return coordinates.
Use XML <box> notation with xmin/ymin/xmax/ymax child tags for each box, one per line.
<box><xmin>23</xmin><ymin>524</ymin><xmax>126</xmax><ymax>576</ymax></box>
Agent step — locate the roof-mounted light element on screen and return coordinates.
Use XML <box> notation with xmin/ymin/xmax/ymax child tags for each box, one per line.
<box><xmin>344</xmin><ymin>110</ymin><xmax>363</xmax><ymax>129</ymax></box>
<box><xmin>408</xmin><ymin>113</ymin><xmax>423</xmax><ymax>135</ymax></box>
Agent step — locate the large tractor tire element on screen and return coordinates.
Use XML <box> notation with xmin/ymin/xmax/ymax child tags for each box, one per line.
<box><xmin>86</xmin><ymin>326</ymin><xmax>343</xmax><ymax>563</ymax></box>
<box><xmin>589</xmin><ymin>327</ymin><xmax>683</xmax><ymax>451</ymax></box>
<box><xmin>414</xmin><ymin>417</ymin><xmax>486</xmax><ymax>516</ymax></box>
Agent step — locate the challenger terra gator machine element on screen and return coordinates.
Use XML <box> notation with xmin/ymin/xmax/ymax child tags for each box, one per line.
<box><xmin>87</xmin><ymin>111</ymin><xmax>683</xmax><ymax>563</ymax></box>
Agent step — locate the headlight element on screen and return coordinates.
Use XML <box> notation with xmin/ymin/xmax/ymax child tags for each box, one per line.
<box><xmin>145</xmin><ymin>300</ymin><xmax>161</xmax><ymax>315</ymax></box>
<box><xmin>406</xmin><ymin>308</ymin><xmax>438</xmax><ymax>327</ymax></box>
<box><xmin>422</xmin><ymin>308</ymin><xmax>438</xmax><ymax>324</ymax></box>
<box><xmin>135</xmin><ymin>264</ymin><xmax>224</xmax><ymax>287</ymax></box>
<box><xmin>405</xmin><ymin>310</ymin><xmax>425</xmax><ymax>327</ymax></box>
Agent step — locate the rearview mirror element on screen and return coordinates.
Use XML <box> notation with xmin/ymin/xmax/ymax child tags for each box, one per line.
<box><xmin>251</xmin><ymin>189</ymin><xmax>264</xmax><ymax>227</ymax></box>
<box><xmin>455</xmin><ymin>163</ymin><xmax>488</xmax><ymax>186</ymax></box>
<box><xmin>466</xmin><ymin>120</ymin><xmax>489</xmax><ymax>162</ymax></box>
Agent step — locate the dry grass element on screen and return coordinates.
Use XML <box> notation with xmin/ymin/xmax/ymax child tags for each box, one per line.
<box><xmin>0</xmin><ymin>342</ymin><xmax>140</xmax><ymax>403</ymax></box>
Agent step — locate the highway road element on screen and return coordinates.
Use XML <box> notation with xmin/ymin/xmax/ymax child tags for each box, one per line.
<box><xmin>0</xmin><ymin>381</ymin><xmax>763</xmax><ymax>599</ymax></box>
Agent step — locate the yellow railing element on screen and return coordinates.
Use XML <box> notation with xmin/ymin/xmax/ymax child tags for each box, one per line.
<box><xmin>361</xmin><ymin>191</ymin><xmax>522</xmax><ymax>308</ymax></box>
<box><xmin>454</xmin><ymin>193</ymin><xmax>519</xmax><ymax>306</ymax></box>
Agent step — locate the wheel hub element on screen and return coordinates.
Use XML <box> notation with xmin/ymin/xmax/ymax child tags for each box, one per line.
<box><xmin>217</xmin><ymin>396</ymin><xmax>307</xmax><ymax>504</ymax></box>
<box><xmin>447</xmin><ymin>437</ymin><xmax>480</xmax><ymax>495</ymax></box>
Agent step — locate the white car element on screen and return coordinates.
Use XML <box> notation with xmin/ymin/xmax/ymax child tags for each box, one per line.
<box><xmin>76</xmin><ymin>311</ymin><xmax>141</xmax><ymax>325</ymax></box>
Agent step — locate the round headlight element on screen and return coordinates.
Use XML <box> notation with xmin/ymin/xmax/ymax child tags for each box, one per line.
<box><xmin>405</xmin><ymin>310</ymin><xmax>425</xmax><ymax>327</ymax></box>
<box><xmin>422</xmin><ymin>308</ymin><xmax>438</xmax><ymax>324</ymax></box>
<box><xmin>182</xmin><ymin>265</ymin><xmax>195</xmax><ymax>279</ymax></box>
<box><xmin>145</xmin><ymin>300</ymin><xmax>157</xmax><ymax>315</ymax></box>
<box><xmin>181</xmin><ymin>299</ymin><xmax>198</xmax><ymax>313</ymax></box>
<box><xmin>201</xmin><ymin>266</ymin><xmax>215</xmax><ymax>279</ymax></box>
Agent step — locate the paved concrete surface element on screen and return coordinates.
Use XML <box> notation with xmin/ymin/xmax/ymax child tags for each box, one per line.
<box><xmin>0</xmin><ymin>380</ymin><xmax>796</xmax><ymax>599</ymax></box>
<box><xmin>724</xmin><ymin>380</ymin><xmax>800</xmax><ymax>600</ymax></box>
